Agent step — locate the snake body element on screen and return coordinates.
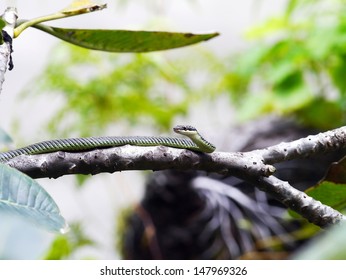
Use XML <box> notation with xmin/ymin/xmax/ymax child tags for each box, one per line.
<box><xmin>0</xmin><ymin>125</ymin><xmax>215</xmax><ymax>163</ymax></box>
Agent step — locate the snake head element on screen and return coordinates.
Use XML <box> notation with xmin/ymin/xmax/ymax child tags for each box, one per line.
<box><xmin>173</xmin><ymin>125</ymin><xmax>197</xmax><ymax>136</ymax></box>
<box><xmin>173</xmin><ymin>125</ymin><xmax>215</xmax><ymax>153</ymax></box>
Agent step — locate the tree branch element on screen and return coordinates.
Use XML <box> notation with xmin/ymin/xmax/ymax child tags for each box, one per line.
<box><xmin>259</xmin><ymin>125</ymin><xmax>346</xmax><ymax>164</ymax></box>
<box><xmin>3</xmin><ymin>125</ymin><xmax>346</xmax><ymax>228</ymax></box>
<box><xmin>6</xmin><ymin>146</ymin><xmax>275</xmax><ymax>179</ymax></box>
<box><xmin>250</xmin><ymin>175</ymin><xmax>345</xmax><ymax>228</ymax></box>
<box><xmin>0</xmin><ymin>7</ymin><xmax>17</xmax><ymax>93</ymax></box>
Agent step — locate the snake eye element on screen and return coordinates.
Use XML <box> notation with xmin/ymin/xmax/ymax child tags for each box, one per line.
<box><xmin>173</xmin><ymin>125</ymin><xmax>197</xmax><ymax>133</ymax></box>
<box><xmin>184</xmin><ymin>125</ymin><xmax>197</xmax><ymax>132</ymax></box>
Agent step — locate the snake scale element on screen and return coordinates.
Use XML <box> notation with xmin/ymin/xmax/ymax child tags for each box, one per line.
<box><xmin>0</xmin><ymin>125</ymin><xmax>215</xmax><ymax>163</ymax></box>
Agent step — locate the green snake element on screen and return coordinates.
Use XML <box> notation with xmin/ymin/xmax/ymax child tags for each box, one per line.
<box><xmin>0</xmin><ymin>125</ymin><xmax>215</xmax><ymax>163</ymax></box>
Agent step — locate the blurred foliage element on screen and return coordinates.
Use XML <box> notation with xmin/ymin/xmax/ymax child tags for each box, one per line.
<box><xmin>293</xmin><ymin>221</ymin><xmax>346</xmax><ymax>260</ymax></box>
<box><xmin>217</xmin><ymin>0</ymin><xmax>346</xmax><ymax>129</ymax></box>
<box><xmin>114</xmin><ymin>206</ymin><xmax>134</xmax><ymax>257</ymax></box>
<box><xmin>26</xmin><ymin>0</ymin><xmax>346</xmax><ymax>136</ymax></box>
<box><xmin>43</xmin><ymin>223</ymin><xmax>94</xmax><ymax>260</ymax></box>
<box><xmin>24</xmin><ymin>44</ymin><xmax>220</xmax><ymax>137</ymax></box>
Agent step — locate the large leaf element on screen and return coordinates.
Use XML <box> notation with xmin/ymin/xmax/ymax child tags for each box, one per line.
<box><xmin>33</xmin><ymin>24</ymin><xmax>219</xmax><ymax>52</ymax></box>
<box><xmin>293</xmin><ymin>222</ymin><xmax>346</xmax><ymax>260</ymax></box>
<box><xmin>0</xmin><ymin>164</ymin><xmax>69</xmax><ymax>233</ymax></box>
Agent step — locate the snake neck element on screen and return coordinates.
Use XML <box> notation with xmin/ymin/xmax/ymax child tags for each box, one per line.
<box><xmin>190</xmin><ymin>133</ymin><xmax>215</xmax><ymax>153</ymax></box>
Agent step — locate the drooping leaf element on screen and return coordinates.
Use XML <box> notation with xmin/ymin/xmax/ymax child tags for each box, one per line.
<box><xmin>0</xmin><ymin>164</ymin><xmax>69</xmax><ymax>233</ymax></box>
<box><xmin>32</xmin><ymin>24</ymin><xmax>219</xmax><ymax>53</ymax></box>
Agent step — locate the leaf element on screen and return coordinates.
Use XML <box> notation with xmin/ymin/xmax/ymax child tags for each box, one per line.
<box><xmin>33</xmin><ymin>24</ymin><xmax>219</xmax><ymax>53</ymax></box>
<box><xmin>322</xmin><ymin>156</ymin><xmax>346</xmax><ymax>184</ymax></box>
<box><xmin>0</xmin><ymin>164</ymin><xmax>69</xmax><ymax>233</ymax></box>
<box><xmin>305</xmin><ymin>181</ymin><xmax>346</xmax><ymax>211</ymax></box>
<box><xmin>289</xmin><ymin>157</ymin><xmax>346</xmax><ymax>218</ymax></box>
<box><xmin>61</xmin><ymin>0</ymin><xmax>107</xmax><ymax>15</ymax></box>
<box><xmin>245</xmin><ymin>17</ymin><xmax>288</xmax><ymax>39</ymax></box>
<box><xmin>44</xmin><ymin>223</ymin><xmax>94</xmax><ymax>259</ymax></box>
<box><xmin>285</xmin><ymin>0</ymin><xmax>298</xmax><ymax>18</ymax></box>
<box><xmin>295</xmin><ymin>99</ymin><xmax>344</xmax><ymax>130</ymax></box>
<box><xmin>294</xmin><ymin>222</ymin><xmax>346</xmax><ymax>260</ymax></box>
<box><xmin>273</xmin><ymin>85</ymin><xmax>313</xmax><ymax>113</ymax></box>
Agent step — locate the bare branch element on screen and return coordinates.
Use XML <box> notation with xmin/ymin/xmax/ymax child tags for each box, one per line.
<box><xmin>251</xmin><ymin>175</ymin><xmax>345</xmax><ymax>228</ymax></box>
<box><xmin>259</xmin><ymin>125</ymin><xmax>346</xmax><ymax>164</ymax></box>
<box><xmin>6</xmin><ymin>145</ymin><xmax>275</xmax><ymax>179</ymax></box>
<box><xmin>5</xmin><ymin>126</ymin><xmax>346</xmax><ymax>179</ymax></box>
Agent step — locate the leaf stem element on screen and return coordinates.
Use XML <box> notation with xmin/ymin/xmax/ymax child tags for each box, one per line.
<box><xmin>14</xmin><ymin>3</ymin><xmax>107</xmax><ymax>38</ymax></box>
<box><xmin>14</xmin><ymin>13</ymin><xmax>78</xmax><ymax>38</ymax></box>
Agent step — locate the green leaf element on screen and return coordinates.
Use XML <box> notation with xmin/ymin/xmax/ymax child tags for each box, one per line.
<box><xmin>273</xmin><ymin>85</ymin><xmax>313</xmax><ymax>113</ymax></box>
<box><xmin>0</xmin><ymin>164</ymin><xmax>69</xmax><ymax>233</ymax></box>
<box><xmin>285</xmin><ymin>0</ymin><xmax>298</xmax><ymax>18</ymax></box>
<box><xmin>296</xmin><ymin>99</ymin><xmax>344</xmax><ymax>130</ymax></box>
<box><xmin>236</xmin><ymin>92</ymin><xmax>274</xmax><ymax>122</ymax></box>
<box><xmin>305</xmin><ymin>181</ymin><xmax>346</xmax><ymax>211</ymax></box>
<box><xmin>32</xmin><ymin>24</ymin><xmax>219</xmax><ymax>52</ymax></box>
<box><xmin>245</xmin><ymin>17</ymin><xmax>288</xmax><ymax>39</ymax></box>
<box><xmin>44</xmin><ymin>223</ymin><xmax>94</xmax><ymax>259</ymax></box>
